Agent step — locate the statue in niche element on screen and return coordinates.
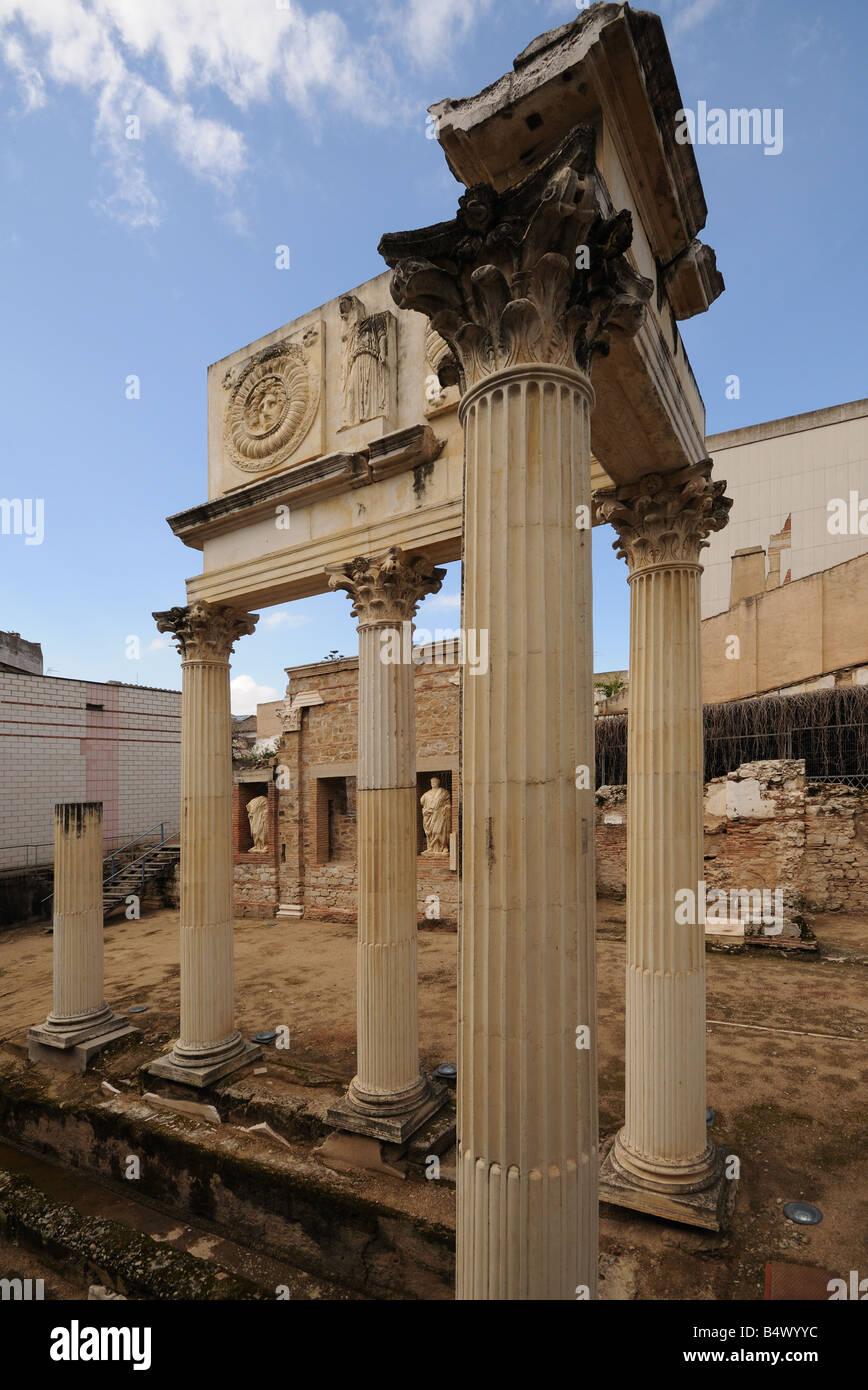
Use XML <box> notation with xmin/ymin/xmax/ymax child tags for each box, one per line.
<box><xmin>420</xmin><ymin>776</ymin><xmax>451</xmax><ymax>855</ymax></box>
<box><xmin>246</xmin><ymin>795</ymin><xmax>269</xmax><ymax>852</ymax></box>
<box><xmin>339</xmin><ymin>294</ymin><xmax>391</xmax><ymax>426</ymax></box>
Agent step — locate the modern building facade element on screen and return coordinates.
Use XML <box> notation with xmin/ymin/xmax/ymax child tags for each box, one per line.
<box><xmin>0</xmin><ymin>665</ymin><xmax>181</xmax><ymax>871</ymax></box>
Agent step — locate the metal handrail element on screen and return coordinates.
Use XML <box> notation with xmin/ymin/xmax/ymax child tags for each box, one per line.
<box><xmin>104</xmin><ymin>822</ymin><xmax>178</xmax><ymax>885</ymax></box>
<box><xmin>103</xmin><ymin>828</ymin><xmax>180</xmax><ymax>894</ymax></box>
<box><xmin>104</xmin><ymin>821</ymin><xmax>177</xmax><ymax>863</ymax></box>
<box><xmin>2</xmin><ymin>826</ymin><xmax>165</xmax><ymax>873</ymax></box>
<box><xmin>39</xmin><ymin>822</ymin><xmax>179</xmax><ymax>905</ymax></box>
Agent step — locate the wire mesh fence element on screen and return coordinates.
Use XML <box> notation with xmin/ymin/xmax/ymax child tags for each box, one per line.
<box><xmin>595</xmin><ymin>686</ymin><xmax>868</xmax><ymax>789</ymax></box>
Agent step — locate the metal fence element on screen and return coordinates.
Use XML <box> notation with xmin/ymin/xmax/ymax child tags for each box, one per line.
<box><xmin>596</xmin><ymin>686</ymin><xmax>868</xmax><ymax>789</ymax></box>
<box><xmin>0</xmin><ymin>825</ymin><xmax>174</xmax><ymax>876</ymax></box>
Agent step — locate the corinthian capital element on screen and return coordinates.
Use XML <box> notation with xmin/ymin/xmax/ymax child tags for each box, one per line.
<box><xmin>326</xmin><ymin>547</ymin><xmax>445</xmax><ymax>626</ymax></box>
<box><xmin>153</xmin><ymin>601</ymin><xmax>259</xmax><ymax>661</ymax></box>
<box><xmin>595</xmin><ymin>463</ymin><xmax>732</xmax><ymax>574</ymax></box>
<box><xmin>378</xmin><ymin>125</ymin><xmax>652</xmax><ymax>391</ymax></box>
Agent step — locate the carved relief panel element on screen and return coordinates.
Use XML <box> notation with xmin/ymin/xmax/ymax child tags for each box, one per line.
<box><xmin>220</xmin><ymin>322</ymin><xmax>324</xmax><ymax>482</ymax></box>
<box><xmin>337</xmin><ymin>294</ymin><xmax>397</xmax><ymax>432</ymax></box>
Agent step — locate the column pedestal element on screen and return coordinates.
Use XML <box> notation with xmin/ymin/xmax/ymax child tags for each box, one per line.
<box><xmin>29</xmin><ymin>802</ymin><xmax>137</xmax><ymax>1072</ymax></box>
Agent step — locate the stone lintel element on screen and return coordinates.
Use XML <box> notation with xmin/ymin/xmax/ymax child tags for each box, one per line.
<box><xmin>146</xmin><ymin>1040</ymin><xmax>262</xmax><ymax>1090</ymax></box>
<box><xmin>599</xmin><ymin>1134</ymin><xmax>737</xmax><ymax>1232</ymax></box>
<box><xmin>167</xmin><ymin>424</ymin><xmax>441</xmax><ymax>552</ymax></box>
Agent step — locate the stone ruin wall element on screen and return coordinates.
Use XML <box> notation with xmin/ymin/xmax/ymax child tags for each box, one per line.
<box><xmin>595</xmin><ymin>758</ymin><xmax>868</xmax><ymax>923</ymax></box>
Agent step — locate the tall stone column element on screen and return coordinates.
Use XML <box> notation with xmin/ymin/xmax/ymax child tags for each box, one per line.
<box><xmin>29</xmin><ymin>802</ymin><xmax>137</xmax><ymax>1068</ymax></box>
<box><xmin>380</xmin><ymin>125</ymin><xmax>653</xmax><ymax>1297</ymax></box>
<box><xmin>597</xmin><ymin>465</ymin><xmax>735</xmax><ymax>1229</ymax></box>
<box><xmin>148</xmin><ymin>600</ymin><xmax>261</xmax><ymax>1088</ymax></box>
<box><xmin>325</xmin><ymin>547</ymin><xmax>448</xmax><ymax>1142</ymax></box>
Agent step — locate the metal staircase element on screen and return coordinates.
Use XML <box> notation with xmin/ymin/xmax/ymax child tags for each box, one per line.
<box><xmin>102</xmin><ymin>823</ymin><xmax>180</xmax><ymax>918</ymax></box>
<box><xmin>40</xmin><ymin>822</ymin><xmax>180</xmax><ymax>921</ymax></box>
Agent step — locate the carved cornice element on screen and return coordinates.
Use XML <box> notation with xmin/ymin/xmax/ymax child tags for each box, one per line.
<box><xmin>277</xmin><ymin>689</ymin><xmax>324</xmax><ymax>732</ymax></box>
<box><xmin>379</xmin><ymin>125</ymin><xmax>652</xmax><ymax>390</ymax></box>
<box><xmin>595</xmin><ymin>462</ymin><xmax>732</xmax><ymax>574</ymax></box>
<box><xmin>153</xmin><ymin>601</ymin><xmax>259</xmax><ymax>662</ymax></box>
<box><xmin>326</xmin><ymin>547</ymin><xmax>445</xmax><ymax>626</ymax></box>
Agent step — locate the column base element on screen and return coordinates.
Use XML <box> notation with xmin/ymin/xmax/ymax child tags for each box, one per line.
<box><xmin>28</xmin><ymin>1012</ymin><xmax>138</xmax><ymax>1073</ymax></box>
<box><xmin>326</xmin><ymin>1073</ymin><xmax>447</xmax><ymax>1144</ymax></box>
<box><xmin>599</xmin><ymin>1133</ymin><xmax>737</xmax><ymax>1231</ymax></box>
<box><xmin>276</xmin><ymin>904</ymin><xmax>303</xmax><ymax>919</ymax></box>
<box><xmin>147</xmin><ymin>1037</ymin><xmax>261</xmax><ymax>1089</ymax></box>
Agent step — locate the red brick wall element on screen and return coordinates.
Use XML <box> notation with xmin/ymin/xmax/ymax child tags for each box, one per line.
<box><xmin>233</xmin><ymin>778</ymin><xmax>279</xmax><ymax>917</ymax></box>
<box><xmin>257</xmin><ymin>653</ymin><xmax>461</xmax><ymax>925</ymax></box>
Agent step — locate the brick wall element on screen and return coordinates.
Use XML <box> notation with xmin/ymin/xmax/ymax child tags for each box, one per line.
<box><xmin>0</xmin><ymin>673</ymin><xmax>181</xmax><ymax>870</ymax></box>
<box><xmin>595</xmin><ymin>785</ymin><xmax>627</xmax><ymax>898</ymax></box>
<box><xmin>249</xmin><ymin>650</ymin><xmax>461</xmax><ymax>924</ymax></box>
<box><xmin>232</xmin><ymin>778</ymin><xmax>280</xmax><ymax>917</ymax></box>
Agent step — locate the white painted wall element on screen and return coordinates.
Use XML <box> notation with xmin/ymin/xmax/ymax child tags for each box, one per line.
<box><xmin>703</xmin><ymin>400</ymin><xmax>868</xmax><ymax>620</ymax></box>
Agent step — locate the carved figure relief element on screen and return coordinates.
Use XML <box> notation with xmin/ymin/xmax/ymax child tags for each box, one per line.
<box><xmin>338</xmin><ymin>294</ymin><xmax>394</xmax><ymax>428</ymax></box>
<box><xmin>223</xmin><ymin>328</ymin><xmax>321</xmax><ymax>473</ymax></box>
<box><xmin>420</xmin><ymin>776</ymin><xmax>451</xmax><ymax>855</ymax></box>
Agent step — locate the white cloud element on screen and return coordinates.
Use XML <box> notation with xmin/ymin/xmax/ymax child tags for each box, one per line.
<box><xmin>147</xmin><ymin>636</ymin><xmax>167</xmax><ymax>652</ymax></box>
<box><xmin>421</xmin><ymin>591</ymin><xmax>461</xmax><ymax>612</ymax></box>
<box><xmin>263</xmin><ymin>610</ymin><xmax>312</xmax><ymax>629</ymax></box>
<box><xmin>230</xmin><ymin>673</ymin><xmax>278</xmax><ymax>716</ymax></box>
<box><xmin>396</xmin><ymin>0</ymin><xmax>495</xmax><ymax>68</ymax></box>
<box><xmin>0</xmin><ymin>0</ymin><xmax>399</xmax><ymax>228</ymax></box>
<box><xmin>661</xmin><ymin>0</ymin><xmax>724</xmax><ymax>35</ymax></box>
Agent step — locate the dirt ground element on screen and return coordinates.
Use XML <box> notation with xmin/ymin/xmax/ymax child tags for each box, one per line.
<box><xmin>1</xmin><ymin>900</ymin><xmax>866</xmax><ymax>1300</ymax></box>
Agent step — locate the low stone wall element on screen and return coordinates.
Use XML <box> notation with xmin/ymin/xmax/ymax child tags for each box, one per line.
<box><xmin>595</xmin><ymin>759</ymin><xmax>868</xmax><ymax>921</ymax></box>
<box><xmin>804</xmin><ymin>780</ymin><xmax>868</xmax><ymax>912</ymax></box>
<box><xmin>233</xmin><ymin>861</ymin><xmax>279</xmax><ymax>919</ymax></box>
<box><xmin>303</xmin><ymin>860</ymin><xmax>459</xmax><ymax>927</ymax></box>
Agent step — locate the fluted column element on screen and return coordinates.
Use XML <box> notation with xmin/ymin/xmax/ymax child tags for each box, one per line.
<box><xmin>325</xmin><ymin>548</ymin><xmax>448</xmax><ymax>1141</ymax></box>
<box><xmin>597</xmin><ymin>465</ymin><xmax>735</xmax><ymax>1227</ymax></box>
<box><xmin>148</xmin><ymin>600</ymin><xmax>261</xmax><ymax>1088</ymax></box>
<box><xmin>459</xmin><ymin>365</ymin><xmax>597</xmax><ymax>1298</ymax></box>
<box><xmin>380</xmin><ymin>124</ymin><xmax>653</xmax><ymax>1295</ymax></box>
<box><xmin>29</xmin><ymin>803</ymin><xmax>135</xmax><ymax>1066</ymax></box>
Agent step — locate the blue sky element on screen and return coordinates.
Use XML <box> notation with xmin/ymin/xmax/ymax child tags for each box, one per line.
<box><xmin>1</xmin><ymin>0</ymin><xmax>865</xmax><ymax>712</ymax></box>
